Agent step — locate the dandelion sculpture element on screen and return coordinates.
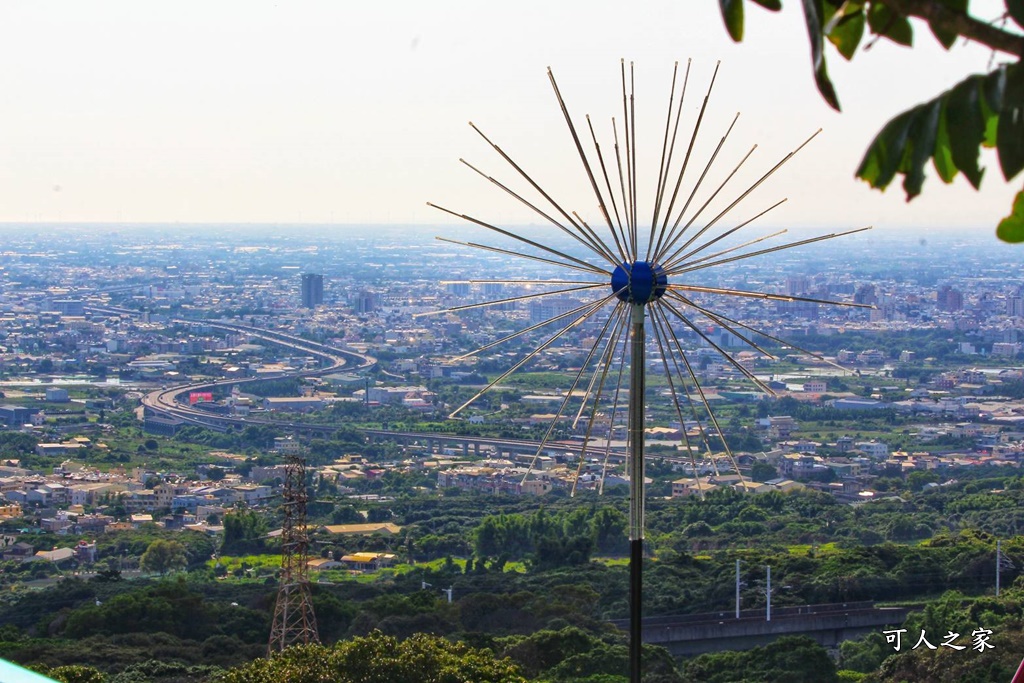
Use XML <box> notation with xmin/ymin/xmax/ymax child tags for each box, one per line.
<box><xmin>424</xmin><ymin>61</ymin><xmax>871</xmax><ymax>682</ymax></box>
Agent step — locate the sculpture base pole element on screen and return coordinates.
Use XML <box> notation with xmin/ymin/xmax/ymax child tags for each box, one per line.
<box><xmin>628</xmin><ymin>303</ymin><xmax>646</xmax><ymax>683</ymax></box>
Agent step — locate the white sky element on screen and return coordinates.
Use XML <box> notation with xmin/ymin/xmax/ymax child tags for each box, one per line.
<box><xmin>0</xmin><ymin>1</ymin><xmax>1018</xmax><ymax>234</ymax></box>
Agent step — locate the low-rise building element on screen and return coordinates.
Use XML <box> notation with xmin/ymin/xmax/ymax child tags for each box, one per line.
<box><xmin>339</xmin><ymin>551</ymin><xmax>396</xmax><ymax>572</ymax></box>
<box><xmin>671</xmin><ymin>477</ymin><xmax>717</xmax><ymax>498</ymax></box>
<box><xmin>322</xmin><ymin>522</ymin><xmax>403</xmax><ymax>536</ymax></box>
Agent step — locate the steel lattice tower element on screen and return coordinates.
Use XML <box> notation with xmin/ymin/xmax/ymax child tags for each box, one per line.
<box><xmin>268</xmin><ymin>454</ymin><xmax>319</xmax><ymax>654</ymax></box>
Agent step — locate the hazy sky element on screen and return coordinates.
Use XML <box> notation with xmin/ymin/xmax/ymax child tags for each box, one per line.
<box><xmin>0</xmin><ymin>1</ymin><xmax>1018</xmax><ymax>234</ymax></box>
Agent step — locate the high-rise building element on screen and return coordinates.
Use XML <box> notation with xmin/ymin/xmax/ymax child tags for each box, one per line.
<box><xmin>301</xmin><ymin>274</ymin><xmax>323</xmax><ymax>309</ymax></box>
<box><xmin>785</xmin><ymin>275</ymin><xmax>809</xmax><ymax>296</ymax></box>
<box><xmin>937</xmin><ymin>285</ymin><xmax>963</xmax><ymax>312</ymax></box>
<box><xmin>352</xmin><ymin>290</ymin><xmax>378</xmax><ymax>314</ymax></box>
<box><xmin>447</xmin><ymin>281</ymin><xmax>470</xmax><ymax>297</ymax></box>
<box><xmin>529</xmin><ymin>297</ymin><xmax>580</xmax><ymax>325</ymax></box>
<box><xmin>1008</xmin><ymin>295</ymin><xmax>1024</xmax><ymax>318</ymax></box>
<box><xmin>853</xmin><ymin>284</ymin><xmax>878</xmax><ymax>306</ymax></box>
<box><xmin>52</xmin><ymin>299</ymin><xmax>85</xmax><ymax>316</ymax></box>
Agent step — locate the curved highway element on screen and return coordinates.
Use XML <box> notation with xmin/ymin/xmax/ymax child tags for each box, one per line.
<box><xmin>90</xmin><ymin>305</ymin><xmax>626</xmax><ymax>459</ymax></box>
<box><xmin>85</xmin><ymin>304</ymin><xmax>375</xmax><ymax>430</ymax></box>
<box><xmin>143</xmin><ymin>321</ymin><xmax>376</xmax><ymax>429</ymax></box>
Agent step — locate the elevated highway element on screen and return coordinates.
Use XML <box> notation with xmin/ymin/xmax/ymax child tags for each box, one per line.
<box><xmin>137</xmin><ymin>319</ymin><xmax>375</xmax><ymax>431</ymax></box>
<box><xmin>612</xmin><ymin>602</ymin><xmax>914</xmax><ymax>657</ymax></box>
<box><xmin>94</xmin><ymin>307</ymin><xmax>626</xmax><ymax>460</ymax></box>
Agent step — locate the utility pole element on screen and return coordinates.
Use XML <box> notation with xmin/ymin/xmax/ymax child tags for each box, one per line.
<box><xmin>735</xmin><ymin>559</ymin><xmax>741</xmax><ymax>619</ymax></box>
<box><xmin>997</xmin><ymin>539</ymin><xmax>1002</xmax><ymax>598</ymax></box>
<box><xmin>766</xmin><ymin>565</ymin><xmax>772</xmax><ymax>622</ymax></box>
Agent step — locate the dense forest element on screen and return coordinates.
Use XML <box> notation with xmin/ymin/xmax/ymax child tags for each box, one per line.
<box><xmin>4</xmin><ymin>471</ymin><xmax>1024</xmax><ymax>682</ymax></box>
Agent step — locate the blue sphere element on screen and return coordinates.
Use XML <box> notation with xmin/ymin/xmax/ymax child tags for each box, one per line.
<box><xmin>610</xmin><ymin>261</ymin><xmax>667</xmax><ymax>304</ymax></box>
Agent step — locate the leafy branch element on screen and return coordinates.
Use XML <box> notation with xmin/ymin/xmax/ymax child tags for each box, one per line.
<box><xmin>718</xmin><ymin>0</ymin><xmax>1024</xmax><ymax>241</ymax></box>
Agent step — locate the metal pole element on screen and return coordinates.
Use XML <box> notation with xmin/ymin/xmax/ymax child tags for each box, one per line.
<box><xmin>766</xmin><ymin>565</ymin><xmax>772</xmax><ymax>622</ymax></box>
<box><xmin>628</xmin><ymin>303</ymin><xmax>646</xmax><ymax>683</ymax></box>
<box><xmin>736</xmin><ymin>559</ymin><xmax>741</xmax><ymax>619</ymax></box>
<box><xmin>997</xmin><ymin>539</ymin><xmax>1001</xmax><ymax>597</ymax></box>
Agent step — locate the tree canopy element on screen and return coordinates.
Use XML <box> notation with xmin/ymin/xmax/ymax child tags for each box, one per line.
<box><xmin>216</xmin><ymin>632</ymin><xmax>527</xmax><ymax>683</ymax></box>
<box><xmin>718</xmin><ymin>0</ymin><xmax>1024</xmax><ymax>241</ymax></box>
<box><xmin>139</xmin><ymin>539</ymin><xmax>186</xmax><ymax>575</ymax></box>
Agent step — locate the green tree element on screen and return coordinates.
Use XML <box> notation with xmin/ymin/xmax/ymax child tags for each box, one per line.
<box><xmin>719</xmin><ymin>0</ymin><xmax>1024</xmax><ymax>241</ymax></box>
<box><xmin>38</xmin><ymin>665</ymin><xmax>106</xmax><ymax>683</ymax></box>
<box><xmin>139</xmin><ymin>539</ymin><xmax>186</xmax><ymax>575</ymax></box>
<box><xmin>222</xmin><ymin>509</ymin><xmax>268</xmax><ymax>555</ymax></box>
<box><xmin>750</xmin><ymin>461</ymin><xmax>779</xmax><ymax>482</ymax></box>
<box><xmin>682</xmin><ymin>635</ymin><xmax>837</xmax><ymax>682</ymax></box>
<box><xmin>590</xmin><ymin>506</ymin><xmax>629</xmax><ymax>555</ymax></box>
<box><xmin>217</xmin><ymin>632</ymin><xmax>527</xmax><ymax>683</ymax></box>
<box><xmin>332</xmin><ymin>504</ymin><xmax>362</xmax><ymax>524</ymax></box>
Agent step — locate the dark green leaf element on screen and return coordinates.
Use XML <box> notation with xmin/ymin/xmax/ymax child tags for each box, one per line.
<box><xmin>996</xmin><ymin>189</ymin><xmax>1024</xmax><ymax>242</ymax></box>
<box><xmin>928</xmin><ymin>0</ymin><xmax>966</xmax><ymax>48</ymax></box>
<box><xmin>1008</xmin><ymin>0</ymin><xmax>1024</xmax><ymax>30</ymax></box>
<box><xmin>945</xmin><ymin>75</ymin><xmax>985</xmax><ymax>188</ymax></box>
<box><xmin>721</xmin><ymin>0</ymin><xmax>746</xmax><ymax>42</ymax></box>
<box><xmin>857</xmin><ymin>107</ymin><xmax>917</xmax><ymax>189</ymax></box>
<box><xmin>998</xmin><ymin>63</ymin><xmax>1024</xmax><ymax>180</ymax></box>
<box><xmin>827</xmin><ymin>9</ymin><xmax>866</xmax><ymax>60</ymax></box>
<box><xmin>867</xmin><ymin>2</ymin><xmax>914</xmax><ymax>46</ymax></box>
<box><xmin>903</xmin><ymin>100</ymin><xmax>942</xmax><ymax>199</ymax></box>
<box><xmin>983</xmin><ymin>65</ymin><xmax>1007</xmax><ymax>112</ymax></box>
<box><xmin>801</xmin><ymin>0</ymin><xmax>841</xmax><ymax>110</ymax></box>
<box><xmin>981</xmin><ymin>76</ymin><xmax>1001</xmax><ymax>149</ymax></box>
<box><xmin>751</xmin><ymin>0</ymin><xmax>782</xmax><ymax>9</ymax></box>
<box><xmin>933</xmin><ymin>106</ymin><xmax>957</xmax><ymax>183</ymax></box>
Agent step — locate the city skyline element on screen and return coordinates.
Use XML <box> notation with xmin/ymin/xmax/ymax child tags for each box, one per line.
<box><xmin>0</xmin><ymin>1</ymin><xmax>1019</xmax><ymax>233</ymax></box>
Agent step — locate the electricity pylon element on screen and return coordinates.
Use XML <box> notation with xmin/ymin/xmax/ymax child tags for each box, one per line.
<box><xmin>268</xmin><ymin>454</ymin><xmax>319</xmax><ymax>654</ymax></box>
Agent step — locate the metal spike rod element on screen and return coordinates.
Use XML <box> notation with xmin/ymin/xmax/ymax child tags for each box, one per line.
<box><xmin>650</xmin><ymin>306</ymin><xmax>724</xmax><ymax>475</ymax></box>
<box><xmin>429</xmin><ymin>204</ymin><xmax>614</xmax><ymax>272</ymax></box>
<box><xmin>432</xmin><ymin>236</ymin><xmax>608</xmax><ymax>276</ymax></box>
<box><xmin>670</xmin><ymin>293</ymin><xmax>781</xmax><ymax>361</ymax></box>
<box><xmin>647</xmin><ymin>60</ymin><xmax>681</xmax><ymax>255</ymax></box>
<box><xmin>459</xmin><ymin>158</ymin><xmax>620</xmax><ymax>264</ymax></box>
<box><xmin>655</xmin><ymin>112</ymin><xmax>743</xmax><ymax>262</ymax></box>
<box><xmin>548</xmin><ymin>68</ymin><xmax>618</xmax><ymax>243</ymax></box>
<box><xmin>653</xmin><ymin>61</ymin><xmax>721</xmax><ymax>259</ymax></box>
<box><xmin>658</xmin><ymin>137</ymin><xmax>755</xmax><ymax>261</ymax></box>
<box><xmin>448</xmin><ymin>293</ymin><xmax>618</xmax><ymax>418</ymax></box>
<box><xmin>450</xmin><ymin>279</ymin><xmax>606</xmax><ymax>285</ymax></box>
<box><xmin>650</xmin><ymin>59</ymin><xmax>691</xmax><ymax>243</ymax></box>
<box><xmin>573</xmin><ymin>308</ymin><xmax>630</xmax><ymax>429</ymax></box>
<box><xmin>586</xmin><ymin>114</ymin><xmax>630</xmax><ymax>261</ymax></box>
<box><xmin>651</xmin><ymin>303</ymin><xmax>747</xmax><ymax>481</ymax></box>
<box><xmin>668</xmin><ymin>200</ymin><xmax>788</xmax><ymax>268</ymax></box>
<box><xmin>519</xmin><ymin>302</ymin><xmax>627</xmax><ymax>483</ymax></box>
<box><xmin>658</xmin><ymin>298</ymin><xmax>775</xmax><ymax>395</ymax></box>
<box><xmin>598</xmin><ymin>344</ymin><xmax>630</xmax><ymax>495</ymax></box>
<box><xmin>413</xmin><ymin>282</ymin><xmax>605</xmax><ymax>319</ymax></box>
<box><xmin>447</xmin><ymin>296</ymin><xmax>620</xmax><ymax>362</ymax></box>
<box><xmin>467</xmin><ymin>122</ymin><xmax>617</xmax><ymax>261</ymax></box>
<box><xmin>665</xmin><ymin>290</ymin><xmax>851</xmax><ymax>372</ymax></box>
<box><xmin>648</xmin><ymin>310</ymin><xmax>704</xmax><ymax>498</ymax></box>
<box><xmin>659</xmin><ymin>129</ymin><xmax>825</xmax><ymax>267</ymax></box>
<box><xmin>569</xmin><ymin>318</ymin><xmax>627</xmax><ymax>497</ymax></box>
<box><xmin>667</xmin><ymin>283</ymin><xmax>875</xmax><ymax>308</ymax></box>
<box><xmin>667</xmin><ymin>226</ymin><xmax>872</xmax><ymax>276</ymax></box>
